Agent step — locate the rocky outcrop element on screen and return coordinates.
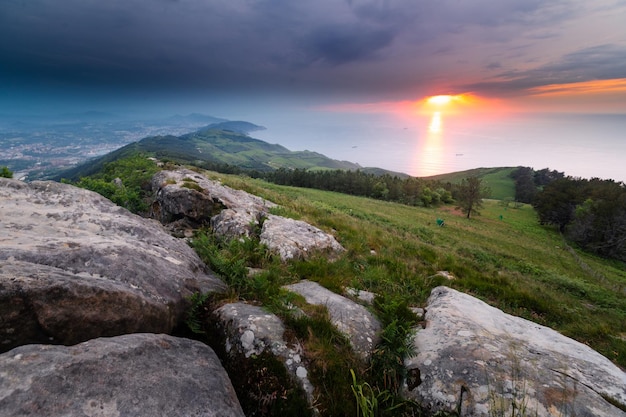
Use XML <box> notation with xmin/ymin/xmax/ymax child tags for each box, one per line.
<box><xmin>151</xmin><ymin>169</ymin><xmax>344</xmax><ymax>261</ymax></box>
<box><xmin>404</xmin><ymin>286</ymin><xmax>626</xmax><ymax>417</ymax></box>
<box><xmin>212</xmin><ymin>302</ymin><xmax>314</xmax><ymax>416</ymax></box>
<box><xmin>0</xmin><ymin>333</ymin><xmax>244</xmax><ymax>417</ymax></box>
<box><xmin>0</xmin><ymin>178</ymin><xmax>225</xmax><ymax>351</ymax></box>
<box><xmin>284</xmin><ymin>280</ymin><xmax>381</xmax><ymax>359</ymax></box>
<box><xmin>151</xmin><ymin>169</ymin><xmax>274</xmax><ymax>226</ymax></box>
<box><xmin>260</xmin><ymin>215</ymin><xmax>345</xmax><ymax>261</ymax></box>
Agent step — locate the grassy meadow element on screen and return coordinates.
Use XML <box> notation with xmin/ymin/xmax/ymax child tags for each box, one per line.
<box><xmin>206</xmin><ymin>171</ymin><xmax>626</xmax><ymax>369</ymax></box>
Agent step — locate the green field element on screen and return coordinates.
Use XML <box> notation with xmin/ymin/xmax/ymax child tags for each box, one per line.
<box><xmin>210</xmin><ymin>172</ymin><xmax>626</xmax><ymax>369</ymax></box>
<box><xmin>425</xmin><ymin>166</ymin><xmax>517</xmax><ymax>200</ymax></box>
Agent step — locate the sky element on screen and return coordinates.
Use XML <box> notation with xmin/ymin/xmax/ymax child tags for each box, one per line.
<box><xmin>2</xmin><ymin>1</ymin><xmax>626</xmax><ymax>178</ymax></box>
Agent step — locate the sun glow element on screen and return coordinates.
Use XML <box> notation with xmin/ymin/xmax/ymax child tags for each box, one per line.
<box><xmin>427</xmin><ymin>95</ymin><xmax>453</xmax><ymax>106</ymax></box>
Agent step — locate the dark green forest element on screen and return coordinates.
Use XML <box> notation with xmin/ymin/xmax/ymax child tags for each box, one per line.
<box><xmin>511</xmin><ymin>167</ymin><xmax>626</xmax><ymax>262</ymax></box>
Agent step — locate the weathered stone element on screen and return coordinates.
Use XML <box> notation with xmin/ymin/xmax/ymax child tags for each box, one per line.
<box><xmin>152</xmin><ymin>169</ymin><xmax>275</xmax><ymax>220</ymax></box>
<box><xmin>151</xmin><ymin>170</ymin><xmax>223</xmax><ymax>226</ymax></box>
<box><xmin>213</xmin><ymin>302</ymin><xmax>314</xmax><ymax>415</ymax></box>
<box><xmin>211</xmin><ymin>208</ymin><xmax>258</xmax><ymax>239</ymax></box>
<box><xmin>0</xmin><ymin>178</ymin><xmax>225</xmax><ymax>351</ymax></box>
<box><xmin>345</xmin><ymin>287</ymin><xmax>377</xmax><ymax>305</ymax></box>
<box><xmin>152</xmin><ymin>169</ymin><xmax>344</xmax><ymax>261</ymax></box>
<box><xmin>260</xmin><ymin>215</ymin><xmax>345</xmax><ymax>261</ymax></box>
<box><xmin>404</xmin><ymin>286</ymin><xmax>626</xmax><ymax>417</ymax></box>
<box><xmin>0</xmin><ymin>333</ymin><xmax>244</xmax><ymax>417</ymax></box>
<box><xmin>284</xmin><ymin>280</ymin><xmax>381</xmax><ymax>359</ymax></box>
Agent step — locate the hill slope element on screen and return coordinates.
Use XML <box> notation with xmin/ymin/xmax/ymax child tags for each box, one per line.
<box><xmin>57</xmin><ymin>128</ymin><xmax>366</xmax><ymax>181</ymax></box>
<box><xmin>424</xmin><ymin>167</ymin><xmax>517</xmax><ymax>200</ymax></box>
<box><xmin>212</xmin><ymin>172</ymin><xmax>626</xmax><ymax>369</ymax></box>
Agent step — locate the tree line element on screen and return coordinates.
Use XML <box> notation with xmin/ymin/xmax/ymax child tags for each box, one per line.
<box><xmin>262</xmin><ymin>168</ymin><xmax>454</xmax><ymax>207</ymax></box>
<box><xmin>511</xmin><ymin>166</ymin><xmax>626</xmax><ymax>262</ymax></box>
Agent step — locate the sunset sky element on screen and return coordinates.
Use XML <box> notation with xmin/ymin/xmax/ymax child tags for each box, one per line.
<box><xmin>2</xmin><ymin>1</ymin><xmax>626</xmax><ymax>180</ymax></box>
<box><xmin>2</xmin><ymin>0</ymin><xmax>625</xmax><ymax>115</ymax></box>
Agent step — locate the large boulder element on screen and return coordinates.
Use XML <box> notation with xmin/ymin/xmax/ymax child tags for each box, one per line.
<box><xmin>0</xmin><ymin>333</ymin><xmax>244</xmax><ymax>417</ymax></box>
<box><xmin>151</xmin><ymin>169</ymin><xmax>275</xmax><ymax>226</ymax></box>
<box><xmin>260</xmin><ymin>215</ymin><xmax>345</xmax><ymax>261</ymax></box>
<box><xmin>0</xmin><ymin>178</ymin><xmax>225</xmax><ymax>351</ymax></box>
<box><xmin>212</xmin><ymin>302</ymin><xmax>314</xmax><ymax>416</ymax></box>
<box><xmin>404</xmin><ymin>286</ymin><xmax>626</xmax><ymax>417</ymax></box>
<box><xmin>284</xmin><ymin>280</ymin><xmax>381</xmax><ymax>359</ymax></box>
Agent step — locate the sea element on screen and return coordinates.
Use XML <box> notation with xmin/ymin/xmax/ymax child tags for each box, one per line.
<box><xmin>255</xmin><ymin>112</ymin><xmax>626</xmax><ymax>183</ymax></box>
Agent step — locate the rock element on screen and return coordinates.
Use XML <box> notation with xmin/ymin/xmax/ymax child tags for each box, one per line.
<box><xmin>152</xmin><ymin>169</ymin><xmax>274</xmax><ymax>224</ymax></box>
<box><xmin>0</xmin><ymin>333</ymin><xmax>244</xmax><ymax>417</ymax></box>
<box><xmin>404</xmin><ymin>286</ymin><xmax>626</xmax><ymax>417</ymax></box>
<box><xmin>213</xmin><ymin>302</ymin><xmax>314</xmax><ymax>416</ymax></box>
<box><xmin>260</xmin><ymin>215</ymin><xmax>345</xmax><ymax>261</ymax></box>
<box><xmin>0</xmin><ymin>178</ymin><xmax>225</xmax><ymax>351</ymax></box>
<box><xmin>284</xmin><ymin>280</ymin><xmax>381</xmax><ymax>359</ymax></box>
<box><xmin>345</xmin><ymin>287</ymin><xmax>377</xmax><ymax>305</ymax></box>
<box><xmin>152</xmin><ymin>169</ymin><xmax>344</xmax><ymax>261</ymax></box>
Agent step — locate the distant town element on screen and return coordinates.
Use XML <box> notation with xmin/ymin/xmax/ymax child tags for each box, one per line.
<box><xmin>0</xmin><ymin>113</ymin><xmax>222</xmax><ymax>180</ymax></box>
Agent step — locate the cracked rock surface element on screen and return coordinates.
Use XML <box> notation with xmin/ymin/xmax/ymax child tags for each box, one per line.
<box><xmin>284</xmin><ymin>280</ymin><xmax>381</xmax><ymax>359</ymax></box>
<box><xmin>0</xmin><ymin>178</ymin><xmax>225</xmax><ymax>351</ymax></box>
<box><xmin>0</xmin><ymin>333</ymin><xmax>244</xmax><ymax>417</ymax></box>
<box><xmin>404</xmin><ymin>286</ymin><xmax>626</xmax><ymax>417</ymax></box>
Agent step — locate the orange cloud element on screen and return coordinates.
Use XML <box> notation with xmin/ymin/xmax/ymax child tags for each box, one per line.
<box><xmin>528</xmin><ymin>78</ymin><xmax>626</xmax><ymax>96</ymax></box>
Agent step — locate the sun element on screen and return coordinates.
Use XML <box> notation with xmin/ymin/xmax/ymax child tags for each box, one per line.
<box><xmin>427</xmin><ymin>95</ymin><xmax>453</xmax><ymax>106</ymax></box>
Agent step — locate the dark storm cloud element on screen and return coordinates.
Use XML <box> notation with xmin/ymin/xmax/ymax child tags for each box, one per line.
<box><xmin>299</xmin><ymin>24</ymin><xmax>395</xmax><ymax>65</ymax></box>
<box><xmin>1</xmin><ymin>0</ymin><xmax>624</xmax><ymax>100</ymax></box>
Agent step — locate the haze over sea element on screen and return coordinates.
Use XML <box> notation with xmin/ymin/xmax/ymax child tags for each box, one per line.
<box><xmin>254</xmin><ymin>111</ymin><xmax>626</xmax><ymax>183</ymax></box>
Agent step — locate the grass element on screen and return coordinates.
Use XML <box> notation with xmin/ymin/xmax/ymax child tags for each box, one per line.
<box><xmin>425</xmin><ymin>167</ymin><xmax>516</xmax><ymax>200</ymax></box>
<box><xmin>203</xmin><ymin>171</ymin><xmax>626</xmax><ymax>369</ymax></box>
<box><xmin>183</xmin><ymin>169</ymin><xmax>626</xmax><ymax>416</ymax></box>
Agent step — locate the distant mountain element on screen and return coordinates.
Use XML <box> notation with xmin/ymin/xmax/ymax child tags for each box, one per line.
<box><xmin>165</xmin><ymin>113</ymin><xmax>226</xmax><ymax>124</ymax></box>
<box><xmin>57</xmin><ymin>127</ymin><xmax>367</xmax><ymax>181</ymax></box>
<box><xmin>202</xmin><ymin>121</ymin><xmax>266</xmax><ymax>134</ymax></box>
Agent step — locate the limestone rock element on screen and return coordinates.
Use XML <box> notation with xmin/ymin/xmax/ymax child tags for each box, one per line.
<box><xmin>152</xmin><ymin>169</ymin><xmax>274</xmax><ymax>222</ymax></box>
<box><xmin>404</xmin><ymin>286</ymin><xmax>626</xmax><ymax>417</ymax></box>
<box><xmin>213</xmin><ymin>302</ymin><xmax>314</xmax><ymax>415</ymax></box>
<box><xmin>0</xmin><ymin>333</ymin><xmax>244</xmax><ymax>417</ymax></box>
<box><xmin>284</xmin><ymin>280</ymin><xmax>381</xmax><ymax>359</ymax></box>
<box><xmin>345</xmin><ymin>287</ymin><xmax>377</xmax><ymax>305</ymax></box>
<box><xmin>152</xmin><ymin>169</ymin><xmax>344</xmax><ymax>261</ymax></box>
<box><xmin>0</xmin><ymin>178</ymin><xmax>225</xmax><ymax>351</ymax></box>
<box><xmin>260</xmin><ymin>215</ymin><xmax>345</xmax><ymax>261</ymax></box>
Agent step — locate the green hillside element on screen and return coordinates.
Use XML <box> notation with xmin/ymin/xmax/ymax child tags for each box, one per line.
<box><xmin>424</xmin><ymin>167</ymin><xmax>517</xmax><ymax>200</ymax></box>
<box><xmin>57</xmin><ymin>128</ymin><xmax>365</xmax><ymax>181</ymax></box>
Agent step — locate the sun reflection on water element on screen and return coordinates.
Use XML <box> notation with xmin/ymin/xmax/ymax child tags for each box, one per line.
<box><xmin>429</xmin><ymin>112</ymin><xmax>442</xmax><ymax>133</ymax></box>
<box><xmin>414</xmin><ymin>112</ymin><xmax>445</xmax><ymax>177</ymax></box>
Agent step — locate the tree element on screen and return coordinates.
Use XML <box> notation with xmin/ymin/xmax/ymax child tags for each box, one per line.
<box><xmin>510</xmin><ymin>166</ymin><xmax>537</xmax><ymax>203</ymax></box>
<box><xmin>456</xmin><ymin>176</ymin><xmax>490</xmax><ymax>219</ymax></box>
<box><xmin>0</xmin><ymin>166</ymin><xmax>13</xmax><ymax>178</ymax></box>
<box><xmin>533</xmin><ymin>177</ymin><xmax>584</xmax><ymax>232</ymax></box>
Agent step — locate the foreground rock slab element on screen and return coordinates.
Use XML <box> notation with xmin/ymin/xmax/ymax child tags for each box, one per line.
<box><xmin>0</xmin><ymin>333</ymin><xmax>244</xmax><ymax>417</ymax></box>
<box><xmin>284</xmin><ymin>280</ymin><xmax>381</xmax><ymax>359</ymax></box>
<box><xmin>404</xmin><ymin>286</ymin><xmax>626</xmax><ymax>417</ymax></box>
<box><xmin>213</xmin><ymin>302</ymin><xmax>314</xmax><ymax>415</ymax></box>
<box><xmin>0</xmin><ymin>179</ymin><xmax>225</xmax><ymax>351</ymax></box>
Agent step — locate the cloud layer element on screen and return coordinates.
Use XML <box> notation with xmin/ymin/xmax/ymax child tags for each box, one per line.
<box><xmin>1</xmin><ymin>0</ymin><xmax>625</xmax><ymax>102</ymax></box>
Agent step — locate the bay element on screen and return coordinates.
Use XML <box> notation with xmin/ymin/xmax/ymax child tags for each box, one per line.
<box><xmin>255</xmin><ymin>112</ymin><xmax>626</xmax><ymax>182</ymax></box>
